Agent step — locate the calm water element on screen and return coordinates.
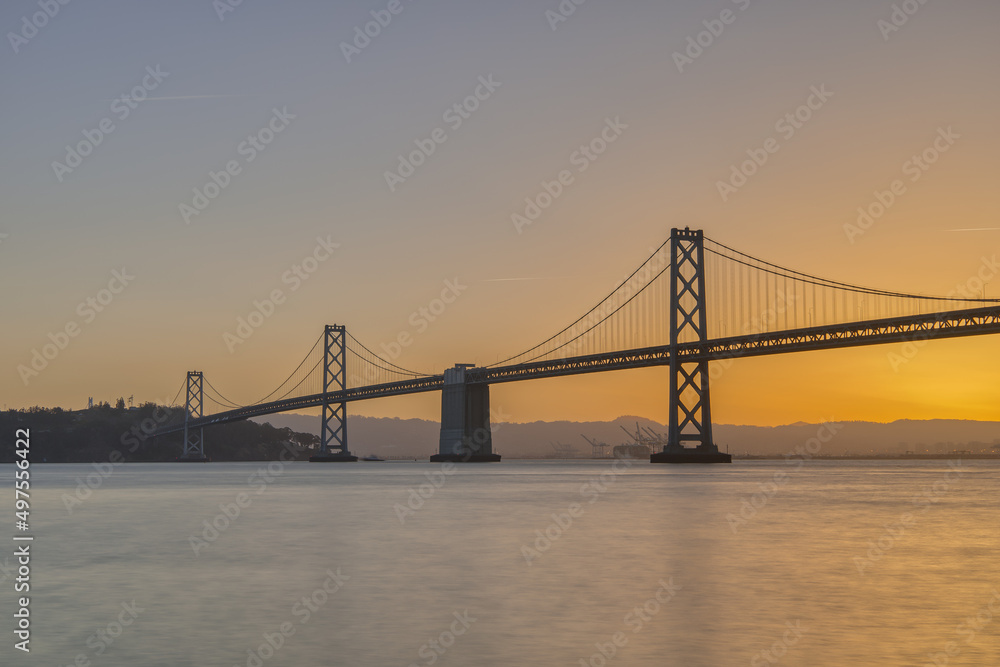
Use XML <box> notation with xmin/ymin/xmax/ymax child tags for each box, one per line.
<box><xmin>3</xmin><ymin>459</ymin><xmax>999</xmax><ymax>666</ymax></box>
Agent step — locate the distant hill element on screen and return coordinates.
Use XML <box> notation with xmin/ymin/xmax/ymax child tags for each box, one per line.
<box><xmin>6</xmin><ymin>404</ymin><xmax>997</xmax><ymax>462</ymax></box>
<box><xmin>0</xmin><ymin>404</ymin><xmax>319</xmax><ymax>463</ymax></box>
<box><xmin>252</xmin><ymin>414</ymin><xmax>1000</xmax><ymax>458</ymax></box>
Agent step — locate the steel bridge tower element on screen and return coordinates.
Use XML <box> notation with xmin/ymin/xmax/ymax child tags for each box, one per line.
<box><xmin>310</xmin><ymin>324</ymin><xmax>358</xmax><ymax>462</ymax></box>
<box><xmin>652</xmin><ymin>228</ymin><xmax>730</xmax><ymax>463</ymax></box>
<box><xmin>180</xmin><ymin>370</ymin><xmax>209</xmax><ymax>462</ymax></box>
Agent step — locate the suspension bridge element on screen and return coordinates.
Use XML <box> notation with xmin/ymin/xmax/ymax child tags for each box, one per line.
<box><xmin>153</xmin><ymin>228</ymin><xmax>1000</xmax><ymax>463</ymax></box>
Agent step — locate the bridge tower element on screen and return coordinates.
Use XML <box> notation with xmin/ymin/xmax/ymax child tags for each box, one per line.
<box><xmin>431</xmin><ymin>365</ymin><xmax>501</xmax><ymax>462</ymax></box>
<box><xmin>310</xmin><ymin>324</ymin><xmax>358</xmax><ymax>462</ymax></box>
<box><xmin>652</xmin><ymin>228</ymin><xmax>730</xmax><ymax>463</ymax></box>
<box><xmin>180</xmin><ymin>370</ymin><xmax>209</xmax><ymax>462</ymax></box>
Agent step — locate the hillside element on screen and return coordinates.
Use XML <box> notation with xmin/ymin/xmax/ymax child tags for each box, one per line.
<box><xmin>1</xmin><ymin>404</ymin><xmax>318</xmax><ymax>463</ymax></box>
<box><xmin>252</xmin><ymin>414</ymin><xmax>1000</xmax><ymax>458</ymax></box>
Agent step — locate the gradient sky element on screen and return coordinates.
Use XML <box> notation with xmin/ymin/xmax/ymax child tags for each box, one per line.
<box><xmin>2</xmin><ymin>0</ymin><xmax>999</xmax><ymax>426</ymax></box>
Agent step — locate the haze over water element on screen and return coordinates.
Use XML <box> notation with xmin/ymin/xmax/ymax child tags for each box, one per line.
<box><xmin>8</xmin><ymin>459</ymin><xmax>999</xmax><ymax>666</ymax></box>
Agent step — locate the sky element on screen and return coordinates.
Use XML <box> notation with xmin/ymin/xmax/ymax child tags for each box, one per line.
<box><xmin>2</xmin><ymin>0</ymin><xmax>999</xmax><ymax>426</ymax></box>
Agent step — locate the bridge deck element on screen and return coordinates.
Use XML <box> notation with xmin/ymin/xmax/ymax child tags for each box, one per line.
<box><xmin>155</xmin><ymin>305</ymin><xmax>1000</xmax><ymax>434</ymax></box>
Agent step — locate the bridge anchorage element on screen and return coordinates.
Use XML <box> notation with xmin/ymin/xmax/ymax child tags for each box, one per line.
<box><xmin>178</xmin><ymin>371</ymin><xmax>210</xmax><ymax>462</ymax></box>
<box><xmin>310</xmin><ymin>325</ymin><xmax>358</xmax><ymax>462</ymax></box>
<box><xmin>653</xmin><ymin>228</ymin><xmax>730</xmax><ymax>463</ymax></box>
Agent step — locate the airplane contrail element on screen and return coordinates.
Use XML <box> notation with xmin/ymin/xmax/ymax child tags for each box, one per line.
<box><xmin>145</xmin><ymin>94</ymin><xmax>256</xmax><ymax>100</ymax></box>
<box><xmin>484</xmin><ymin>276</ymin><xmax>572</xmax><ymax>282</ymax></box>
<box><xmin>102</xmin><ymin>94</ymin><xmax>256</xmax><ymax>102</ymax></box>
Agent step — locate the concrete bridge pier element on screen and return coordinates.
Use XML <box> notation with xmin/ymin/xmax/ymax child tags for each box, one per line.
<box><xmin>431</xmin><ymin>365</ymin><xmax>501</xmax><ymax>462</ymax></box>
